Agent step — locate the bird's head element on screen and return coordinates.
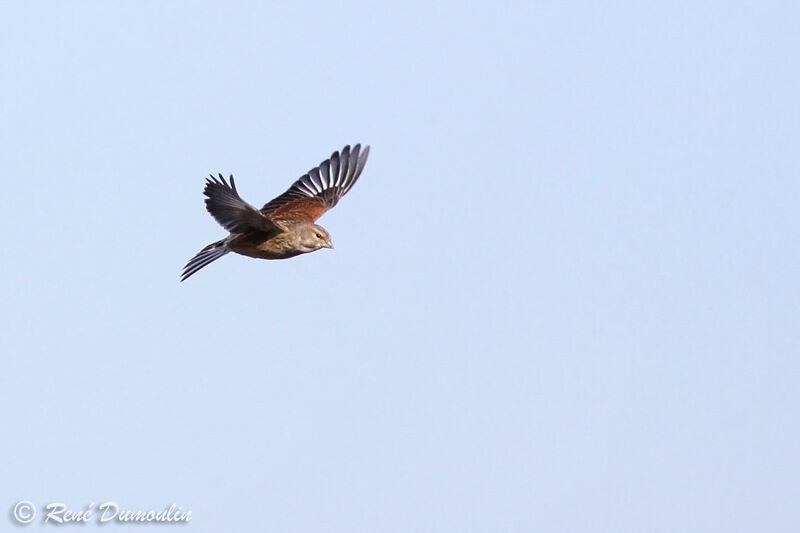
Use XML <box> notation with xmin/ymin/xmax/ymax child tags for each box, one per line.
<box><xmin>297</xmin><ymin>224</ymin><xmax>334</xmax><ymax>252</ymax></box>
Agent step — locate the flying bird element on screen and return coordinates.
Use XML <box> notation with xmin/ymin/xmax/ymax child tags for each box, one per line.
<box><xmin>181</xmin><ymin>144</ymin><xmax>370</xmax><ymax>281</ymax></box>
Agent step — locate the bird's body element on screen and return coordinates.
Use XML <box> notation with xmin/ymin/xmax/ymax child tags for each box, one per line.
<box><xmin>182</xmin><ymin>144</ymin><xmax>369</xmax><ymax>281</ymax></box>
<box><xmin>226</xmin><ymin>225</ymin><xmax>326</xmax><ymax>259</ymax></box>
<box><xmin>228</xmin><ymin>231</ymin><xmax>304</xmax><ymax>260</ymax></box>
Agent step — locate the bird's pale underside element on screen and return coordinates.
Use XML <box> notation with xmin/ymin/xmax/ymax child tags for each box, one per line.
<box><xmin>181</xmin><ymin>144</ymin><xmax>370</xmax><ymax>281</ymax></box>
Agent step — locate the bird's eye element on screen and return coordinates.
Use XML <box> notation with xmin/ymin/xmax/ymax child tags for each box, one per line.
<box><xmin>315</xmin><ymin>233</ymin><xmax>323</xmax><ymax>239</ymax></box>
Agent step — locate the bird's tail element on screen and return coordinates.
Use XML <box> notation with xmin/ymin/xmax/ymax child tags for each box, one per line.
<box><xmin>181</xmin><ymin>239</ymin><xmax>230</xmax><ymax>281</ymax></box>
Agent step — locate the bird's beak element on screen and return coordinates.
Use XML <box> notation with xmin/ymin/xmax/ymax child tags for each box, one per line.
<box><xmin>326</xmin><ymin>241</ymin><xmax>335</xmax><ymax>249</ymax></box>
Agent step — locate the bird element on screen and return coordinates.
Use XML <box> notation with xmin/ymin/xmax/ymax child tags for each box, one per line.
<box><xmin>181</xmin><ymin>143</ymin><xmax>370</xmax><ymax>281</ymax></box>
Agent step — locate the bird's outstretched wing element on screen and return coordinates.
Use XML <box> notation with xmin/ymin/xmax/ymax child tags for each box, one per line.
<box><xmin>261</xmin><ymin>144</ymin><xmax>370</xmax><ymax>227</ymax></box>
<box><xmin>204</xmin><ymin>174</ymin><xmax>280</xmax><ymax>233</ymax></box>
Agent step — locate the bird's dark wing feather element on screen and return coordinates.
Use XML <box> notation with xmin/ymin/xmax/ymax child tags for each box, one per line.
<box><xmin>262</xmin><ymin>144</ymin><xmax>370</xmax><ymax>225</ymax></box>
<box><xmin>204</xmin><ymin>174</ymin><xmax>280</xmax><ymax>233</ymax></box>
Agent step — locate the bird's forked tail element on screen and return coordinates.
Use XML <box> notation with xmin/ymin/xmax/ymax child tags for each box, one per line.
<box><xmin>181</xmin><ymin>239</ymin><xmax>230</xmax><ymax>281</ymax></box>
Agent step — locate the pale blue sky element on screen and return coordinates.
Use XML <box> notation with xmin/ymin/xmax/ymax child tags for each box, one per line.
<box><xmin>1</xmin><ymin>2</ymin><xmax>798</xmax><ymax>532</ymax></box>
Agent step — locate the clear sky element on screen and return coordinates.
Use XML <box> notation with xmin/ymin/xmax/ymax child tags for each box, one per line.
<box><xmin>1</xmin><ymin>2</ymin><xmax>798</xmax><ymax>532</ymax></box>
